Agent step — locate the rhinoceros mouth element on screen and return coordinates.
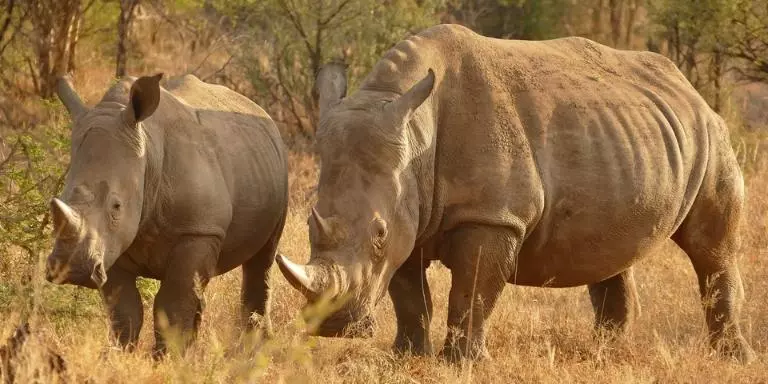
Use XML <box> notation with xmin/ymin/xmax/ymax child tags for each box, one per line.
<box><xmin>45</xmin><ymin>250</ymin><xmax>103</xmax><ymax>289</ymax></box>
<box><xmin>45</xmin><ymin>266</ymin><xmax>100</xmax><ymax>289</ymax></box>
<box><xmin>311</xmin><ymin>310</ymin><xmax>376</xmax><ymax>338</ymax></box>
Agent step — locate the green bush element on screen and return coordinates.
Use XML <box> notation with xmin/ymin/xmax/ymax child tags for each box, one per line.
<box><xmin>0</xmin><ymin>102</ymin><xmax>70</xmax><ymax>281</ymax></box>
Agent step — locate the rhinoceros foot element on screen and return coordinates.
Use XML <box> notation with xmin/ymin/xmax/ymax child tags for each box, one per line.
<box><xmin>438</xmin><ymin>336</ymin><xmax>490</xmax><ymax>364</ymax></box>
<box><xmin>714</xmin><ymin>334</ymin><xmax>756</xmax><ymax>365</ymax></box>
<box><xmin>392</xmin><ymin>335</ymin><xmax>432</xmax><ymax>357</ymax></box>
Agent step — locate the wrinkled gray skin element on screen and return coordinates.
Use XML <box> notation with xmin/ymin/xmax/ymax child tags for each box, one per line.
<box><xmin>278</xmin><ymin>24</ymin><xmax>755</xmax><ymax>363</ymax></box>
<box><xmin>46</xmin><ymin>73</ymin><xmax>288</xmax><ymax>357</ymax></box>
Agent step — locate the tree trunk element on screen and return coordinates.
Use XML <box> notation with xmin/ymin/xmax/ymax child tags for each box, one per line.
<box><xmin>52</xmin><ymin>0</ymin><xmax>78</xmax><ymax>77</ymax></box>
<box><xmin>608</xmin><ymin>0</ymin><xmax>623</xmax><ymax>47</ymax></box>
<box><xmin>37</xmin><ymin>32</ymin><xmax>52</xmax><ymax>97</ymax></box>
<box><xmin>712</xmin><ymin>48</ymin><xmax>723</xmax><ymax>113</ymax></box>
<box><xmin>116</xmin><ymin>0</ymin><xmax>138</xmax><ymax>78</ymax></box>
<box><xmin>67</xmin><ymin>8</ymin><xmax>82</xmax><ymax>72</ymax></box>
<box><xmin>27</xmin><ymin>0</ymin><xmax>82</xmax><ymax>98</ymax></box>
<box><xmin>670</xmin><ymin>22</ymin><xmax>681</xmax><ymax>67</ymax></box>
<box><xmin>591</xmin><ymin>0</ymin><xmax>605</xmax><ymax>42</ymax></box>
<box><xmin>36</xmin><ymin>5</ymin><xmax>53</xmax><ymax>98</ymax></box>
<box><xmin>624</xmin><ymin>0</ymin><xmax>639</xmax><ymax>48</ymax></box>
<box><xmin>685</xmin><ymin>48</ymin><xmax>699</xmax><ymax>89</ymax></box>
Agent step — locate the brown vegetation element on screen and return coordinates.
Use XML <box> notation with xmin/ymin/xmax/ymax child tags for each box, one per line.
<box><xmin>2</xmin><ymin>164</ymin><xmax>767</xmax><ymax>382</ymax></box>
<box><xmin>1</xmin><ymin>1</ymin><xmax>768</xmax><ymax>383</ymax></box>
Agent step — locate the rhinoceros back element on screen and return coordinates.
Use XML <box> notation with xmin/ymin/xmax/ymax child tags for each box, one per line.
<box><xmin>142</xmin><ymin>74</ymin><xmax>287</xmax><ymax>275</ymax></box>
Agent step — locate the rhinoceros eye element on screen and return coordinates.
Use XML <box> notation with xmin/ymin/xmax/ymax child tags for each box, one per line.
<box><xmin>108</xmin><ymin>197</ymin><xmax>122</xmax><ymax>224</ymax></box>
<box><xmin>370</xmin><ymin>217</ymin><xmax>388</xmax><ymax>251</ymax></box>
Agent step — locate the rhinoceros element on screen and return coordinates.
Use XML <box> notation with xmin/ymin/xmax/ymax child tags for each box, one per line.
<box><xmin>276</xmin><ymin>24</ymin><xmax>755</xmax><ymax>363</ymax></box>
<box><xmin>46</xmin><ymin>73</ymin><xmax>288</xmax><ymax>357</ymax></box>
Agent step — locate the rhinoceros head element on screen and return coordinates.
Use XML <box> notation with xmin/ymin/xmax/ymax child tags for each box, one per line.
<box><xmin>278</xmin><ymin>63</ymin><xmax>434</xmax><ymax>336</ymax></box>
<box><xmin>45</xmin><ymin>74</ymin><xmax>162</xmax><ymax>288</ymax></box>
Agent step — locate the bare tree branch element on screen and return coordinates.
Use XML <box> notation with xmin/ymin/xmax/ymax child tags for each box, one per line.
<box><xmin>320</xmin><ymin>0</ymin><xmax>352</xmax><ymax>26</ymax></box>
<box><xmin>200</xmin><ymin>53</ymin><xmax>235</xmax><ymax>82</ymax></box>
<box><xmin>0</xmin><ymin>0</ymin><xmax>16</xmax><ymax>47</ymax></box>
<box><xmin>275</xmin><ymin>43</ymin><xmax>309</xmax><ymax>138</ymax></box>
<box><xmin>189</xmin><ymin>33</ymin><xmax>232</xmax><ymax>75</ymax></box>
<box><xmin>276</xmin><ymin>0</ymin><xmax>315</xmax><ymax>59</ymax></box>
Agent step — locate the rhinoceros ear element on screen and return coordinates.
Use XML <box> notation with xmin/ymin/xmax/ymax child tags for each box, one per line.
<box><xmin>123</xmin><ymin>73</ymin><xmax>163</xmax><ymax>126</ymax></box>
<box><xmin>386</xmin><ymin>69</ymin><xmax>434</xmax><ymax>125</ymax></box>
<box><xmin>56</xmin><ymin>76</ymin><xmax>89</xmax><ymax>119</ymax></box>
<box><xmin>315</xmin><ymin>63</ymin><xmax>347</xmax><ymax>120</ymax></box>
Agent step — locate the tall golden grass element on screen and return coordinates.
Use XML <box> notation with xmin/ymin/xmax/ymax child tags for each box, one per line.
<box><xmin>1</xmin><ymin>152</ymin><xmax>767</xmax><ymax>383</ymax></box>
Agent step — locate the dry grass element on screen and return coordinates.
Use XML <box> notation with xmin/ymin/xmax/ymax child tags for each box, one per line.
<box><xmin>1</xmin><ymin>152</ymin><xmax>767</xmax><ymax>384</ymax></box>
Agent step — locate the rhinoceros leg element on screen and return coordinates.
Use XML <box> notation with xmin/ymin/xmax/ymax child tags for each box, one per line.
<box><xmin>152</xmin><ymin>236</ymin><xmax>218</xmax><ymax>358</ymax></box>
<box><xmin>588</xmin><ymin>267</ymin><xmax>640</xmax><ymax>335</ymax></box>
<box><xmin>440</xmin><ymin>225</ymin><xmax>516</xmax><ymax>362</ymax></box>
<box><xmin>389</xmin><ymin>251</ymin><xmax>433</xmax><ymax>356</ymax></box>
<box><xmin>675</xmin><ymin>241</ymin><xmax>754</xmax><ymax>364</ymax></box>
<box><xmin>100</xmin><ymin>265</ymin><xmax>143</xmax><ymax>351</ymax></box>
<box><xmin>240</xmin><ymin>235</ymin><xmax>279</xmax><ymax>337</ymax></box>
<box><xmin>672</xmin><ymin>151</ymin><xmax>755</xmax><ymax>364</ymax></box>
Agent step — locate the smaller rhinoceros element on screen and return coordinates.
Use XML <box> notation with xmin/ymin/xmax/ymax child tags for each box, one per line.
<box><xmin>45</xmin><ymin>74</ymin><xmax>288</xmax><ymax>357</ymax></box>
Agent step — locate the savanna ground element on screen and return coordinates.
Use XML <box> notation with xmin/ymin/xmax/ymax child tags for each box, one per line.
<box><xmin>3</xmin><ymin>1</ymin><xmax>768</xmax><ymax>383</ymax></box>
<box><xmin>2</xmin><ymin>122</ymin><xmax>768</xmax><ymax>381</ymax></box>
<box><xmin>2</xmin><ymin>151</ymin><xmax>768</xmax><ymax>384</ymax></box>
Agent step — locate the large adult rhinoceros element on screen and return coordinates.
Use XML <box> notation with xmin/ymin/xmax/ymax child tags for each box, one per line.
<box><xmin>46</xmin><ymin>73</ymin><xmax>288</xmax><ymax>357</ymax></box>
<box><xmin>276</xmin><ymin>24</ymin><xmax>755</xmax><ymax>363</ymax></box>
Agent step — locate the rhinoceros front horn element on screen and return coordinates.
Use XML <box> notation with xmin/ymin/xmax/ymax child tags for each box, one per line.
<box><xmin>50</xmin><ymin>198</ymin><xmax>81</xmax><ymax>235</ymax></box>
<box><xmin>276</xmin><ymin>254</ymin><xmax>328</xmax><ymax>299</ymax></box>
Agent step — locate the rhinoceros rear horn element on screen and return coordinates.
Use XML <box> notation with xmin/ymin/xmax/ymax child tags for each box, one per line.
<box><xmin>311</xmin><ymin>207</ymin><xmax>332</xmax><ymax>240</ymax></box>
<box><xmin>386</xmin><ymin>69</ymin><xmax>435</xmax><ymax>123</ymax></box>
<box><xmin>124</xmin><ymin>73</ymin><xmax>163</xmax><ymax>125</ymax></box>
<box><xmin>56</xmin><ymin>76</ymin><xmax>89</xmax><ymax>119</ymax></box>
<box><xmin>315</xmin><ymin>62</ymin><xmax>347</xmax><ymax>120</ymax></box>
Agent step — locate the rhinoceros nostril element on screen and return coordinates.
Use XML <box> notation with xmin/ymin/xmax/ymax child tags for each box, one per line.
<box><xmin>90</xmin><ymin>262</ymin><xmax>107</xmax><ymax>287</ymax></box>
